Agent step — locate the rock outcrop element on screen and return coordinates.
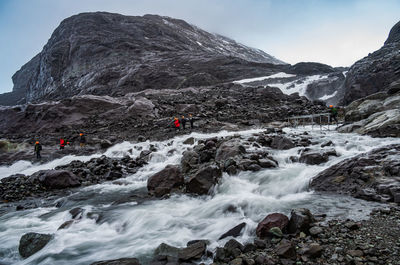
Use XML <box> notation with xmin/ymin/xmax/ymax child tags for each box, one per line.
<box><xmin>338</xmin><ymin>82</ymin><xmax>400</xmax><ymax>137</ymax></box>
<box><xmin>310</xmin><ymin>144</ymin><xmax>400</xmax><ymax>203</ymax></box>
<box><xmin>337</xmin><ymin>20</ymin><xmax>400</xmax><ymax>105</ymax></box>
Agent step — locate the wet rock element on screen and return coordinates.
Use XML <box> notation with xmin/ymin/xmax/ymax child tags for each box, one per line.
<box><xmin>90</xmin><ymin>258</ymin><xmax>141</xmax><ymax>265</ymax></box>
<box><xmin>310</xmin><ymin>144</ymin><xmax>400</xmax><ymax>202</ymax></box>
<box><xmin>105</xmin><ymin>171</ymin><xmax>123</xmax><ymax>181</ymax></box>
<box><xmin>147</xmin><ymin>165</ymin><xmax>183</xmax><ymax>197</ymax></box>
<box><xmin>31</xmin><ymin>170</ymin><xmax>81</xmax><ymax>189</ymax></box>
<box><xmin>256</xmin><ymin>213</ymin><xmax>289</xmax><ymax>238</ymax></box>
<box><xmin>137</xmin><ymin>135</ymin><xmax>146</xmax><ymax>142</ymax></box>
<box><xmin>58</xmin><ymin>220</ymin><xmax>74</xmax><ymax>230</ymax></box>
<box><xmin>287</xmin><ymin>208</ymin><xmax>315</xmax><ymax>234</ymax></box>
<box><xmin>258</xmin><ymin>158</ymin><xmax>278</xmax><ymax>168</ymax></box>
<box><xmin>100</xmin><ymin>139</ymin><xmax>113</xmax><ymax>149</ymax></box>
<box><xmin>178</xmin><ymin>241</ymin><xmax>206</xmax><ymax>261</ymax></box>
<box><xmin>181</xmin><ymin>151</ymin><xmax>199</xmax><ymax>173</ymax></box>
<box><xmin>186</xmin><ymin>164</ymin><xmax>222</xmax><ymax>195</ymax></box>
<box><xmin>275</xmin><ymin>240</ymin><xmax>296</xmax><ymax>259</ymax></box>
<box><xmin>19</xmin><ymin>232</ymin><xmax>53</xmax><ymax>258</ymax></box>
<box><xmin>299</xmin><ymin>151</ymin><xmax>328</xmax><ymax>165</ymax></box>
<box><xmin>321</xmin><ymin>140</ymin><xmax>334</xmax><ymax>147</ymax></box>
<box><xmin>154</xmin><ymin>243</ymin><xmax>180</xmax><ymax>258</ymax></box>
<box><xmin>219</xmin><ymin>222</ymin><xmax>246</xmax><ymax>240</ymax></box>
<box><xmin>183</xmin><ymin>137</ymin><xmax>195</xmax><ymax>145</ymax></box>
<box><xmin>215</xmin><ymin>140</ymin><xmax>246</xmax><ymax>162</ymax></box>
<box><xmin>270</xmin><ymin>136</ymin><xmax>295</xmax><ymax>150</ymax></box>
<box><xmin>70</xmin><ymin>207</ymin><xmax>85</xmax><ymax>219</ymax></box>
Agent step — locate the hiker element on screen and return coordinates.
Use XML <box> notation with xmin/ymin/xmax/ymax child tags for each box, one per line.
<box><xmin>180</xmin><ymin>115</ymin><xmax>187</xmax><ymax>130</ymax></box>
<box><xmin>60</xmin><ymin>137</ymin><xmax>65</xmax><ymax>149</ymax></box>
<box><xmin>189</xmin><ymin>114</ymin><xmax>195</xmax><ymax>129</ymax></box>
<box><xmin>174</xmin><ymin>117</ymin><xmax>180</xmax><ymax>131</ymax></box>
<box><xmin>79</xmin><ymin>133</ymin><xmax>86</xmax><ymax>147</ymax></box>
<box><xmin>329</xmin><ymin>105</ymin><xmax>338</xmax><ymax>124</ymax></box>
<box><xmin>34</xmin><ymin>141</ymin><xmax>42</xmax><ymax>159</ymax></box>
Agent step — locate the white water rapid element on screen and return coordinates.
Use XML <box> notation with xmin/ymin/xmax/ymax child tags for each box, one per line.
<box><xmin>1</xmin><ymin>127</ymin><xmax>399</xmax><ymax>265</ymax></box>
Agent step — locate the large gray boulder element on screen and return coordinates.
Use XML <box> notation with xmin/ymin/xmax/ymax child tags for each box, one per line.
<box><xmin>270</xmin><ymin>136</ymin><xmax>295</xmax><ymax>150</ymax></box>
<box><xmin>30</xmin><ymin>170</ymin><xmax>81</xmax><ymax>189</ymax></box>
<box><xmin>287</xmin><ymin>208</ymin><xmax>315</xmax><ymax>234</ymax></box>
<box><xmin>181</xmin><ymin>150</ymin><xmax>200</xmax><ymax>173</ymax></box>
<box><xmin>19</xmin><ymin>232</ymin><xmax>52</xmax><ymax>258</ymax></box>
<box><xmin>147</xmin><ymin>165</ymin><xmax>183</xmax><ymax>197</ymax></box>
<box><xmin>215</xmin><ymin>140</ymin><xmax>246</xmax><ymax>162</ymax></box>
<box><xmin>186</xmin><ymin>164</ymin><xmax>222</xmax><ymax>195</ymax></box>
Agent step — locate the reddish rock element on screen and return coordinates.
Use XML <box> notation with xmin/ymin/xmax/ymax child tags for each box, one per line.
<box><xmin>256</xmin><ymin>213</ymin><xmax>289</xmax><ymax>238</ymax></box>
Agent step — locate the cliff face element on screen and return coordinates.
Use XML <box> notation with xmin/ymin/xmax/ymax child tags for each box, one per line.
<box><xmin>0</xmin><ymin>12</ymin><xmax>287</xmax><ymax>105</ymax></box>
<box><xmin>338</xmin><ymin>20</ymin><xmax>400</xmax><ymax>105</ymax></box>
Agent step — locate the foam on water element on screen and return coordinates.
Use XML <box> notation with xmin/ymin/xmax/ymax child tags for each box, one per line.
<box><xmin>0</xmin><ymin>127</ymin><xmax>399</xmax><ymax>265</ymax></box>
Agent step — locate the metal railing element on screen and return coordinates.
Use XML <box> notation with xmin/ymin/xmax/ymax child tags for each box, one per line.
<box><xmin>287</xmin><ymin>113</ymin><xmax>338</xmax><ymax>130</ymax></box>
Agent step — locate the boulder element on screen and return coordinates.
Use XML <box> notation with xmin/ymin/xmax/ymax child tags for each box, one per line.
<box><xmin>31</xmin><ymin>170</ymin><xmax>81</xmax><ymax>189</ymax></box>
<box><xmin>304</xmin><ymin>243</ymin><xmax>323</xmax><ymax>258</ymax></box>
<box><xmin>287</xmin><ymin>208</ymin><xmax>315</xmax><ymax>234</ymax></box>
<box><xmin>19</xmin><ymin>232</ymin><xmax>53</xmax><ymax>258</ymax></box>
<box><xmin>219</xmin><ymin>222</ymin><xmax>247</xmax><ymax>240</ymax></box>
<box><xmin>178</xmin><ymin>241</ymin><xmax>206</xmax><ymax>261</ymax></box>
<box><xmin>181</xmin><ymin>151</ymin><xmax>199</xmax><ymax>173</ymax></box>
<box><xmin>90</xmin><ymin>258</ymin><xmax>141</xmax><ymax>265</ymax></box>
<box><xmin>99</xmin><ymin>139</ymin><xmax>113</xmax><ymax>149</ymax></box>
<box><xmin>186</xmin><ymin>164</ymin><xmax>222</xmax><ymax>195</ymax></box>
<box><xmin>270</xmin><ymin>136</ymin><xmax>295</xmax><ymax>150</ymax></box>
<box><xmin>147</xmin><ymin>165</ymin><xmax>183</xmax><ymax>197</ymax></box>
<box><xmin>275</xmin><ymin>241</ymin><xmax>296</xmax><ymax>259</ymax></box>
<box><xmin>154</xmin><ymin>243</ymin><xmax>180</xmax><ymax>258</ymax></box>
<box><xmin>127</xmin><ymin>97</ymin><xmax>155</xmax><ymax>117</ymax></box>
<box><xmin>299</xmin><ymin>151</ymin><xmax>328</xmax><ymax>165</ymax></box>
<box><xmin>310</xmin><ymin>145</ymin><xmax>400</xmax><ymax>202</ymax></box>
<box><xmin>70</xmin><ymin>207</ymin><xmax>85</xmax><ymax>219</ymax></box>
<box><xmin>215</xmin><ymin>140</ymin><xmax>246</xmax><ymax>162</ymax></box>
<box><xmin>256</xmin><ymin>213</ymin><xmax>289</xmax><ymax>238</ymax></box>
<box><xmin>258</xmin><ymin>158</ymin><xmax>278</xmax><ymax>168</ymax></box>
<box><xmin>309</xmin><ymin>226</ymin><xmax>323</xmax><ymax>236</ymax></box>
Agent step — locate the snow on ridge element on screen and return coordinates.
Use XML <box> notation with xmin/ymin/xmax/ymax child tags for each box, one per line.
<box><xmin>319</xmin><ymin>91</ymin><xmax>338</xmax><ymax>101</ymax></box>
<box><xmin>269</xmin><ymin>74</ymin><xmax>328</xmax><ymax>97</ymax></box>
<box><xmin>233</xmin><ymin>72</ymin><xmax>296</xmax><ymax>84</ymax></box>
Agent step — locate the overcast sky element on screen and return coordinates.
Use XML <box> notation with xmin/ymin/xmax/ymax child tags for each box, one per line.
<box><xmin>0</xmin><ymin>0</ymin><xmax>399</xmax><ymax>94</ymax></box>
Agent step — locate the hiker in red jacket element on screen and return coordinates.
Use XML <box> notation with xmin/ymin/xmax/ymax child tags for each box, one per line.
<box><xmin>60</xmin><ymin>137</ymin><xmax>65</xmax><ymax>150</ymax></box>
<box><xmin>174</xmin><ymin>117</ymin><xmax>180</xmax><ymax>131</ymax></box>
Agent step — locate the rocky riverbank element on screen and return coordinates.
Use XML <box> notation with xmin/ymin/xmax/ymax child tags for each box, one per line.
<box><xmin>18</xmin><ymin>206</ymin><xmax>400</xmax><ymax>265</ymax></box>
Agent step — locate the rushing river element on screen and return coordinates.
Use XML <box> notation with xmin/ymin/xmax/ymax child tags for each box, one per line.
<box><xmin>0</xmin><ymin>126</ymin><xmax>399</xmax><ymax>265</ymax></box>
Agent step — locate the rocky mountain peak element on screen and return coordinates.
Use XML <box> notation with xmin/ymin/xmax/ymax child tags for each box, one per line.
<box><xmin>384</xmin><ymin>20</ymin><xmax>400</xmax><ymax>45</ymax></box>
<box><xmin>0</xmin><ymin>12</ymin><xmax>286</xmax><ymax>105</ymax></box>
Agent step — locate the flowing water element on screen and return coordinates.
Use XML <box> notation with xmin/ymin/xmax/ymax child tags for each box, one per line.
<box><xmin>0</xmin><ymin>127</ymin><xmax>399</xmax><ymax>265</ymax></box>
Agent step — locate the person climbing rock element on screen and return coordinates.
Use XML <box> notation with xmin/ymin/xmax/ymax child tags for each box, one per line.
<box><xmin>34</xmin><ymin>141</ymin><xmax>42</xmax><ymax>159</ymax></box>
<box><xmin>60</xmin><ymin>137</ymin><xmax>65</xmax><ymax>150</ymax></box>
<box><xmin>180</xmin><ymin>115</ymin><xmax>187</xmax><ymax>130</ymax></box>
<box><xmin>189</xmin><ymin>114</ymin><xmax>195</xmax><ymax>129</ymax></box>
<box><xmin>329</xmin><ymin>105</ymin><xmax>338</xmax><ymax>124</ymax></box>
<box><xmin>79</xmin><ymin>133</ymin><xmax>86</xmax><ymax>147</ymax></box>
<box><xmin>174</xmin><ymin>117</ymin><xmax>180</xmax><ymax>131</ymax></box>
